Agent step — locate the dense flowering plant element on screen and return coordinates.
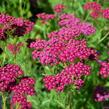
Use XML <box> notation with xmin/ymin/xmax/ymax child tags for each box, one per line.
<box><xmin>83</xmin><ymin>2</ymin><xmax>109</xmax><ymax>19</ymax></box>
<box><xmin>29</xmin><ymin>2</ymin><xmax>109</xmax><ymax>108</ymax></box>
<box><xmin>43</xmin><ymin>62</ymin><xmax>91</xmax><ymax>91</ymax></box>
<box><xmin>0</xmin><ymin>64</ymin><xmax>36</xmax><ymax>109</ymax></box>
<box><xmin>93</xmin><ymin>86</ymin><xmax>109</xmax><ymax>102</ymax></box>
<box><xmin>0</xmin><ymin>1</ymin><xmax>109</xmax><ymax>109</ymax></box>
<box><xmin>7</xmin><ymin>42</ymin><xmax>24</xmax><ymax>55</ymax></box>
<box><xmin>54</xmin><ymin>4</ymin><xmax>65</xmax><ymax>13</ymax></box>
<box><xmin>0</xmin><ymin>14</ymin><xmax>34</xmax><ymax>40</ymax></box>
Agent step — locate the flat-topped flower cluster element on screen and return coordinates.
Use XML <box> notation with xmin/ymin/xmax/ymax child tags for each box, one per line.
<box><xmin>30</xmin><ymin>8</ymin><xmax>98</xmax><ymax>92</ymax></box>
<box><xmin>0</xmin><ymin>14</ymin><xmax>34</xmax><ymax>40</ymax></box>
<box><xmin>30</xmin><ymin>4</ymin><xmax>109</xmax><ymax>98</ymax></box>
<box><xmin>83</xmin><ymin>2</ymin><xmax>109</xmax><ymax>19</ymax></box>
<box><xmin>0</xmin><ymin>64</ymin><xmax>35</xmax><ymax>109</ymax></box>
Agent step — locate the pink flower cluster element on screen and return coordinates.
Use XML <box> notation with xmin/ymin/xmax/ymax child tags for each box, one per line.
<box><xmin>83</xmin><ymin>2</ymin><xmax>109</xmax><ymax>19</ymax></box>
<box><xmin>59</xmin><ymin>14</ymin><xmax>80</xmax><ymax>27</ymax></box>
<box><xmin>36</xmin><ymin>13</ymin><xmax>55</xmax><ymax>22</ymax></box>
<box><xmin>30</xmin><ymin>7</ymin><xmax>98</xmax><ymax>92</ymax></box>
<box><xmin>102</xmin><ymin>8</ymin><xmax>109</xmax><ymax>19</ymax></box>
<box><xmin>48</xmin><ymin>27</ymin><xmax>80</xmax><ymax>40</ymax></box>
<box><xmin>93</xmin><ymin>86</ymin><xmax>109</xmax><ymax>102</ymax></box>
<box><xmin>11</xmin><ymin>93</ymin><xmax>32</xmax><ymax>109</ymax></box>
<box><xmin>59</xmin><ymin>39</ymin><xmax>97</xmax><ymax>62</ymax></box>
<box><xmin>83</xmin><ymin>2</ymin><xmax>101</xmax><ymax>11</ymax></box>
<box><xmin>7</xmin><ymin>42</ymin><xmax>24</xmax><ymax>55</ymax></box>
<box><xmin>83</xmin><ymin>2</ymin><xmax>102</xmax><ymax>19</ymax></box>
<box><xmin>0</xmin><ymin>64</ymin><xmax>23</xmax><ymax>91</ymax></box>
<box><xmin>48</xmin><ymin>13</ymin><xmax>96</xmax><ymax>39</ymax></box>
<box><xmin>54</xmin><ymin>4</ymin><xmax>65</xmax><ymax>13</ymax></box>
<box><xmin>11</xmin><ymin>77</ymin><xmax>35</xmax><ymax>109</ymax></box>
<box><xmin>0</xmin><ymin>64</ymin><xmax>35</xmax><ymax>109</ymax></box>
<box><xmin>0</xmin><ymin>14</ymin><xmax>34</xmax><ymax>39</ymax></box>
<box><xmin>98</xmin><ymin>62</ymin><xmax>109</xmax><ymax>78</ymax></box>
<box><xmin>79</xmin><ymin>22</ymin><xmax>96</xmax><ymax>36</ymax></box>
<box><xmin>30</xmin><ymin>13</ymin><xmax>97</xmax><ymax>65</ymax></box>
<box><xmin>30</xmin><ymin>38</ymin><xmax>65</xmax><ymax>65</ymax></box>
<box><xmin>43</xmin><ymin>62</ymin><xmax>91</xmax><ymax>91</ymax></box>
<box><xmin>30</xmin><ymin>38</ymin><xmax>98</xmax><ymax>65</ymax></box>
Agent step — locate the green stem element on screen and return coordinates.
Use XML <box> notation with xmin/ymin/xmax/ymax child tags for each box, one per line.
<box><xmin>84</xmin><ymin>11</ymin><xmax>91</xmax><ymax>21</ymax></box>
<box><xmin>2</xmin><ymin>46</ymin><xmax>6</xmax><ymax>66</ymax></box>
<box><xmin>98</xmin><ymin>31</ymin><xmax>109</xmax><ymax>44</ymax></box>
<box><xmin>66</xmin><ymin>91</ymin><xmax>73</xmax><ymax>109</ymax></box>
<box><xmin>43</xmin><ymin>24</ymin><xmax>47</xmax><ymax>39</ymax></box>
<box><xmin>2</xmin><ymin>94</ymin><xmax>6</xmax><ymax>109</ymax></box>
<box><xmin>19</xmin><ymin>0</ymin><xmax>23</xmax><ymax>17</ymax></box>
<box><xmin>16</xmin><ymin>103</ymin><xmax>21</xmax><ymax>109</ymax></box>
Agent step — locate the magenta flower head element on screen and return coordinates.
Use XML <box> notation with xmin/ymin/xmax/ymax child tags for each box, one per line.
<box><xmin>83</xmin><ymin>2</ymin><xmax>102</xmax><ymax>19</ymax></box>
<box><xmin>12</xmin><ymin>18</ymin><xmax>34</xmax><ymax>36</ymax></box>
<box><xmin>30</xmin><ymin>37</ymin><xmax>66</xmax><ymax>65</ymax></box>
<box><xmin>43</xmin><ymin>62</ymin><xmax>91</xmax><ymax>92</ymax></box>
<box><xmin>0</xmin><ymin>63</ymin><xmax>36</xmax><ymax>109</ymax></box>
<box><xmin>54</xmin><ymin>4</ymin><xmax>65</xmax><ymax>13</ymax></box>
<box><xmin>36</xmin><ymin>13</ymin><xmax>55</xmax><ymax>22</ymax></box>
<box><xmin>102</xmin><ymin>8</ymin><xmax>109</xmax><ymax>19</ymax></box>
<box><xmin>7</xmin><ymin>42</ymin><xmax>24</xmax><ymax>55</ymax></box>
<box><xmin>83</xmin><ymin>2</ymin><xmax>101</xmax><ymax>11</ymax></box>
<box><xmin>11</xmin><ymin>93</ymin><xmax>32</xmax><ymax>109</ymax></box>
<box><xmin>59</xmin><ymin>39</ymin><xmax>98</xmax><ymax>62</ymax></box>
<box><xmin>90</xmin><ymin>11</ymin><xmax>101</xmax><ymax>19</ymax></box>
<box><xmin>0</xmin><ymin>14</ymin><xmax>34</xmax><ymax>39</ymax></box>
<box><xmin>79</xmin><ymin>22</ymin><xmax>96</xmax><ymax>36</ymax></box>
<box><xmin>93</xmin><ymin>86</ymin><xmax>109</xmax><ymax>102</ymax></box>
<box><xmin>30</xmin><ymin>37</ymin><xmax>98</xmax><ymax>65</ymax></box>
<box><xmin>11</xmin><ymin>77</ymin><xmax>35</xmax><ymax>96</ymax></box>
<box><xmin>98</xmin><ymin>62</ymin><xmax>109</xmax><ymax>78</ymax></box>
<box><xmin>58</xmin><ymin>14</ymin><xmax>80</xmax><ymax>27</ymax></box>
<box><xmin>57</xmin><ymin>26</ymin><xmax>81</xmax><ymax>40</ymax></box>
<box><xmin>47</xmin><ymin>31</ymin><xmax>58</xmax><ymax>38</ymax></box>
<box><xmin>11</xmin><ymin>77</ymin><xmax>36</xmax><ymax>109</ymax></box>
<box><xmin>0</xmin><ymin>64</ymin><xmax>24</xmax><ymax>92</ymax></box>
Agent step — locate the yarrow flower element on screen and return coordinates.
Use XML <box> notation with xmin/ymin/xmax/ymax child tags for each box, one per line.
<box><xmin>80</xmin><ymin>22</ymin><xmax>96</xmax><ymax>36</ymax></box>
<box><xmin>83</xmin><ymin>2</ymin><xmax>102</xmax><ymax>19</ymax></box>
<box><xmin>47</xmin><ymin>31</ymin><xmax>58</xmax><ymax>38</ymax></box>
<box><xmin>0</xmin><ymin>64</ymin><xmax>36</xmax><ymax>109</ymax></box>
<box><xmin>11</xmin><ymin>77</ymin><xmax>35</xmax><ymax>109</ymax></box>
<box><xmin>11</xmin><ymin>93</ymin><xmax>32</xmax><ymax>109</ymax></box>
<box><xmin>47</xmin><ymin>14</ymin><xmax>96</xmax><ymax>40</ymax></box>
<box><xmin>54</xmin><ymin>4</ymin><xmax>65</xmax><ymax>13</ymax></box>
<box><xmin>98</xmin><ymin>62</ymin><xmax>109</xmax><ymax>78</ymax></box>
<box><xmin>57</xmin><ymin>26</ymin><xmax>81</xmax><ymax>40</ymax></box>
<box><xmin>43</xmin><ymin>62</ymin><xmax>91</xmax><ymax>91</ymax></box>
<box><xmin>0</xmin><ymin>14</ymin><xmax>34</xmax><ymax>39</ymax></box>
<box><xmin>59</xmin><ymin>39</ymin><xmax>98</xmax><ymax>62</ymax></box>
<box><xmin>93</xmin><ymin>86</ymin><xmax>109</xmax><ymax>102</ymax></box>
<box><xmin>90</xmin><ymin>11</ymin><xmax>101</xmax><ymax>19</ymax></box>
<box><xmin>102</xmin><ymin>8</ymin><xmax>109</xmax><ymax>19</ymax></box>
<box><xmin>0</xmin><ymin>64</ymin><xmax>23</xmax><ymax>92</ymax></box>
<box><xmin>83</xmin><ymin>2</ymin><xmax>101</xmax><ymax>11</ymax></box>
<box><xmin>11</xmin><ymin>77</ymin><xmax>35</xmax><ymax>96</ymax></box>
<box><xmin>30</xmin><ymin>38</ymin><xmax>65</xmax><ymax>65</ymax></box>
<box><xmin>36</xmin><ymin>13</ymin><xmax>55</xmax><ymax>22</ymax></box>
<box><xmin>83</xmin><ymin>2</ymin><xmax>109</xmax><ymax>19</ymax></box>
<box><xmin>7</xmin><ymin>42</ymin><xmax>24</xmax><ymax>55</ymax></box>
<box><xmin>48</xmin><ymin>26</ymin><xmax>80</xmax><ymax>41</ymax></box>
<box><xmin>59</xmin><ymin>14</ymin><xmax>95</xmax><ymax>35</ymax></box>
<box><xmin>30</xmin><ymin>38</ymin><xmax>98</xmax><ymax>65</ymax></box>
<box><xmin>58</xmin><ymin>14</ymin><xmax>80</xmax><ymax>27</ymax></box>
